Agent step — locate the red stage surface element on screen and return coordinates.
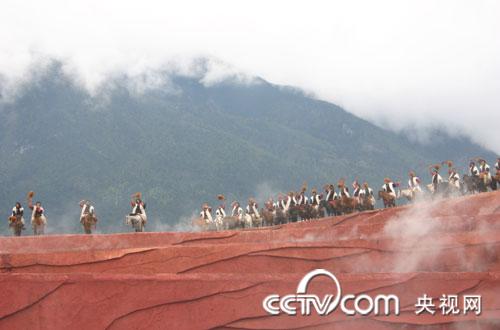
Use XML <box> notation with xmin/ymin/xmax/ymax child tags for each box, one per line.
<box><xmin>1</xmin><ymin>191</ymin><xmax>499</xmax><ymax>329</ymax></box>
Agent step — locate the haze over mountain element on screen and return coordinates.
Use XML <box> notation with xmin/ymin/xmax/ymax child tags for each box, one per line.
<box><xmin>0</xmin><ymin>62</ymin><xmax>496</xmax><ymax>235</ymax></box>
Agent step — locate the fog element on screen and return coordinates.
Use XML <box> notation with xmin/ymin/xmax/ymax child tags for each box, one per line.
<box><xmin>1</xmin><ymin>0</ymin><xmax>499</xmax><ymax>152</ymax></box>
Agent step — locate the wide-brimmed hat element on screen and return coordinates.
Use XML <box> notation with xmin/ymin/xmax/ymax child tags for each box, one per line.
<box><xmin>217</xmin><ymin>194</ymin><xmax>225</xmax><ymax>201</ymax></box>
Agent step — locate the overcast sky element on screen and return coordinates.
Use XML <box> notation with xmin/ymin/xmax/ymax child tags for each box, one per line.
<box><xmin>1</xmin><ymin>0</ymin><xmax>499</xmax><ymax>153</ymax></box>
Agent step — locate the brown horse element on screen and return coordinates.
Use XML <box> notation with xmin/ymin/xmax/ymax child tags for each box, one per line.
<box><xmin>340</xmin><ymin>196</ymin><xmax>358</xmax><ymax>214</ymax></box>
<box><xmin>361</xmin><ymin>195</ymin><xmax>376</xmax><ymax>210</ymax></box>
<box><xmin>260</xmin><ymin>207</ymin><xmax>274</xmax><ymax>227</ymax></box>
<box><xmin>378</xmin><ymin>191</ymin><xmax>396</xmax><ymax>208</ymax></box>
<box><xmin>9</xmin><ymin>216</ymin><xmax>24</xmax><ymax>236</ymax></box>
<box><xmin>81</xmin><ymin>213</ymin><xmax>98</xmax><ymax>234</ymax></box>
<box><xmin>330</xmin><ymin>199</ymin><xmax>342</xmax><ymax>215</ymax></box>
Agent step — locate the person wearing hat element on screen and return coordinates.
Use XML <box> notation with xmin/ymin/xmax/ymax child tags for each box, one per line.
<box><xmin>10</xmin><ymin>202</ymin><xmax>26</xmax><ymax>236</ymax></box>
<box><xmin>430</xmin><ymin>166</ymin><xmax>443</xmax><ymax>194</ymax></box>
<box><xmin>408</xmin><ymin>171</ymin><xmax>422</xmax><ymax>194</ymax></box>
<box><xmin>200</xmin><ymin>203</ymin><xmax>213</xmax><ymax>224</ymax></box>
<box><xmin>321</xmin><ymin>184</ymin><xmax>337</xmax><ymax>216</ymax></box>
<box><xmin>493</xmin><ymin>158</ymin><xmax>500</xmax><ymax>190</ymax></box>
<box><xmin>214</xmin><ymin>195</ymin><xmax>226</xmax><ymax>230</ymax></box>
<box><xmin>338</xmin><ymin>180</ymin><xmax>350</xmax><ymax>198</ymax></box>
<box><xmin>274</xmin><ymin>194</ymin><xmax>285</xmax><ymax>210</ymax></box>
<box><xmin>285</xmin><ymin>192</ymin><xmax>299</xmax><ymax>222</ymax></box>
<box><xmin>310</xmin><ymin>188</ymin><xmax>321</xmax><ymax>207</ymax></box>
<box><xmin>469</xmin><ymin>161</ymin><xmax>479</xmax><ymax>177</ymax></box>
<box><xmin>246</xmin><ymin>198</ymin><xmax>260</xmax><ymax>220</ymax></box>
<box><xmin>296</xmin><ymin>190</ymin><xmax>308</xmax><ymax>206</ymax></box>
<box><xmin>360</xmin><ymin>182</ymin><xmax>374</xmax><ymax>197</ymax></box>
<box><xmin>448</xmin><ymin>168</ymin><xmax>460</xmax><ymax>190</ymax></box>
<box><xmin>79</xmin><ymin>200</ymin><xmax>97</xmax><ymax>233</ymax></box>
<box><xmin>359</xmin><ymin>182</ymin><xmax>375</xmax><ymax>210</ymax></box>
<box><xmin>381</xmin><ymin>178</ymin><xmax>398</xmax><ymax>199</ymax></box>
<box><xmin>284</xmin><ymin>192</ymin><xmax>297</xmax><ymax>211</ymax></box>
<box><xmin>231</xmin><ymin>201</ymin><xmax>244</xmax><ymax>220</ymax></box>
<box><xmin>79</xmin><ymin>200</ymin><xmax>95</xmax><ymax>223</ymax></box>
<box><xmin>478</xmin><ymin>159</ymin><xmax>492</xmax><ymax>189</ymax></box>
<box><xmin>352</xmin><ymin>180</ymin><xmax>362</xmax><ymax>201</ymax></box>
<box><xmin>126</xmin><ymin>194</ymin><xmax>147</xmax><ymax>231</ymax></box>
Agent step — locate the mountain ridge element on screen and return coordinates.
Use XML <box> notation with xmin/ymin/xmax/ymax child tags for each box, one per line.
<box><xmin>0</xmin><ymin>62</ymin><xmax>496</xmax><ymax>234</ymax></box>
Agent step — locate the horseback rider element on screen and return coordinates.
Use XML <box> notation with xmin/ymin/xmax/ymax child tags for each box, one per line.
<box><xmin>469</xmin><ymin>161</ymin><xmax>479</xmax><ymax>177</ymax></box>
<box><xmin>338</xmin><ymin>180</ymin><xmax>350</xmax><ymax>198</ymax></box>
<box><xmin>430</xmin><ymin>167</ymin><xmax>443</xmax><ymax>194</ymax></box>
<box><xmin>79</xmin><ymin>200</ymin><xmax>96</xmax><ymax>223</ymax></box>
<box><xmin>285</xmin><ymin>192</ymin><xmax>298</xmax><ymax>222</ymax></box>
<box><xmin>310</xmin><ymin>188</ymin><xmax>321</xmax><ymax>207</ymax></box>
<box><xmin>352</xmin><ymin>180</ymin><xmax>362</xmax><ymax>203</ymax></box>
<box><xmin>325</xmin><ymin>184</ymin><xmax>337</xmax><ymax>202</ymax></box>
<box><xmin>296</xmin><ymin>191</ymin><xmax>308</xmax><ymax>206</ymax></box>
<box><xmin>359</xmin><ymin>182</ymin><xmax>375</xmax><ymax>209</ymax></box>
<box><xmin>214</xmin><ymin>195</ymin><xmax>226</xmax><ymax>229</ymax></box>
<box><xmin>30</xmin><ymin>201</ymin><xmax>47</xmax><ymax>235</ymax></box>
<box><xmin>231</xmin><ymin>201</ymin><xmax>244</xmax><ymax>220</ymax></box>
<box><xmin>246</xmin><ymin>198</ymin><xmax>260</xmax><ymax>217</ymax></box>
<box><xmin>381</xmin><ymin>178</ymin><xmax>398</xmax><ymax>199</ymax></box>
<box><xmin>10</xmin><ymin>202</ymin><xmax>26</xmax><ymax>235</ymax></box>
<box><xmin>200</xmin><ymin>203</ymin><xmax>213</xmax><ymax>224</ymax></box>
<box><xmin>321</xmin><ymin>184</ymin><xmax>337</xmax><ymax>216</ymax></box>
<box><xmin>126</xmin><ymin>195</ymin><xmax>147</xmax><ymax>231</ymax></box>
<box><xmin>408</xmin><ymin>171</ymin><xmax>422</xmax><ymax>194</ymax></box>
<box><xmin>494</xmin><ymin>158</ymin><xmax>500</xmax><ymax>190</ymax></box>
<box><xmin>448</xmin><ymin>168</ymin><xmax>461</xmax><ymax>190</ymax></box>
<box><xmin>478</xmin><ymin>159</ymin><xmax>492</xmax><ymax>189</ymax></box>
<box><xmin>360</xmin><ymin>182</ymin><xmax>374</xmax><ymax>197</ymax></box>
<box><xmin>274</xmin><ymin>194</ymin><xmax>285</xmax><ymax>210</ymax></box>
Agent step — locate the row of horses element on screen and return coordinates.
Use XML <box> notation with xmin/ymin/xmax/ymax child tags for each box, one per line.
<box><xmin>194</xmin><ymin>193</ymin><xmax>377</xmax><ymax>231</ymax></box>
<box><xmin>195</xmin><ymin>173</ymin><xmax>499</xmax><ymax>231</ymax></box>
<box><xmin>8</xmin><ymin>212</ymin><xmax>98</xmax><ymax>237</ymax></box>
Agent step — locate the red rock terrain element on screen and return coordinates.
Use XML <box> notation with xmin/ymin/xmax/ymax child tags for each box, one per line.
<box><xmin>1</xmin><ymin>191</ymin><xmax>499</xmax><ymax>329</ymax></box>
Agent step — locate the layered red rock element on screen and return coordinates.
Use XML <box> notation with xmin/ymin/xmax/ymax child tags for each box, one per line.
<box><xmin>1</xmin><ymin>191</ymin><xmax>499</xmax><ymax>329</ymax></box>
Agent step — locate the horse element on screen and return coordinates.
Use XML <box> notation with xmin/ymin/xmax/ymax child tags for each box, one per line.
<box><xmin>330</xmin><ymin>199</ymin><xmax>343</xmax><ymax>215</ymax></box>
<box><xmin>310</xmin><ymin>204</ymin><xmax>325</xmax><ymax>219</ymax></box>
<box><xmin>81</xmin><ymin>213</ymin><xmax>97</xmax><ymax>234</ymax></box>
<box><xmin>260</xmin><ymin>207</ymin><xmax>275</xmax><ymax>227</ymax></box>
<box><xmin>274</xmin><ymin>208</ymin><xmax>287</xmax><ymax>225</ymax></box>
<box><xmin>360</xmin><ymin>194</ymin><xmax>376</xmax><ymax>210</ymax></box>
<box><xmin>339</xmin><ymin>196</ymin><xmax>357</xmax><ymax>214</ymax></box>
<box><xmin>32</xmin><ymin>216</ymin><xmax>46</xmax><ymax>235</ymax></box>
<box><xmin>9</xmin><ymin>215</ymin><xmax>24</xmax><ymax>236</ymax></box>
<box><xmin>126</xmin><ymin>214</ymin><xmax>146</xmax><ymax>232</ymax></box>
<box><xmin>378</xmin><ymin>190</ymin><xmax>396</xmax><ymax>208</ymax></box>
<box><xmin>221</xmin><ymin>216</ymin><xmax>242</xmax><ymax>230</ymax></box>
<box><xmin>287</xmin><ymin>205</ymin><xmax>299</xmax><ymax>222</ymax></box>
<box><xmin>462</xmin><ymin>175</ymin><xmax>480</xmax><ymax>194</ymax></box>
<box><xmin>492</xmin><ymin>172</ymin><xmax>500</xmax><ymax>191</ymax></box>
<box><xmin>480</xmin><ymin>173</ymin><xmax>492</xmax><ymax>192</ymax></box>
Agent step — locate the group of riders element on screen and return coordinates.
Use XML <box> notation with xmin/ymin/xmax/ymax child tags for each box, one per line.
<box><xmin>6</xmin><ymin>158</ymin><xmax>499</xmax><ymax>236</ymax></box>
<box><xmin>7</xmin><ymin>192</ymin><xmax>148</xmax><ymax>236</ymax></box>
<box><xmin>196</xmin><ymin>157</ymin><xmax>500</xmax><ymax>231</ymax></box>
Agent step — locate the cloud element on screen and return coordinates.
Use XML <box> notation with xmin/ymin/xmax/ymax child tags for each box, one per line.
<box><xmin>0</xmin><ymin>0</ymin><xmax>499</xmax><ymax>152</ymax></box>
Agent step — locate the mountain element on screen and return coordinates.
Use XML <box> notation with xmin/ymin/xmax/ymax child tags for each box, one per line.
<box><xmin>0</xmin><ymin>63</ymin><xmax>496</xmax><ymax>234</ymax></box>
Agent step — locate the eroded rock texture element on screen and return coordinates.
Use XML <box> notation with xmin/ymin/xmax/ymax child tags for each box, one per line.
<box><xmin>1</xmin><ymin>192</ymin><xmax>499</xmax><ymax>329</ymax></box>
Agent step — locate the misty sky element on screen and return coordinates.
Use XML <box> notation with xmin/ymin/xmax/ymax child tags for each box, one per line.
<box><xmin>1</xmin><ymin>0</ymin><xmax>499</xmax><ymax>153</ymax></box>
